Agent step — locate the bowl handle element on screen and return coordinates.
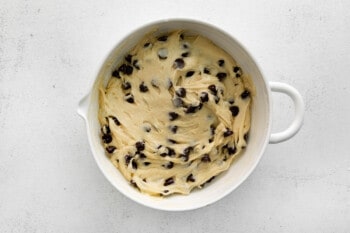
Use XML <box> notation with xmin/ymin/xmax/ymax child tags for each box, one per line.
<box><xmin>269</xmin><ymin>82</ymin><xmax>305</xmax><ymax>144</ymax></box>
<box><xmin>77</xmin><ymin>92</ymin><xmax>90</xmax><ymax>121</ymax></box>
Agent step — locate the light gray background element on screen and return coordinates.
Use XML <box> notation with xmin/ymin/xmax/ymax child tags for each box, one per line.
<box><xmin>1</xmin><ymin>0</ymin><xmax>349</xmax><ymax>232</ymax></box>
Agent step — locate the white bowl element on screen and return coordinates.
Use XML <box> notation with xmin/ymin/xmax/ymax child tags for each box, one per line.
<box><xmin>77</xmin><ymin>19</ymin><xmax>304</xmax><ymax>211</ymax></box>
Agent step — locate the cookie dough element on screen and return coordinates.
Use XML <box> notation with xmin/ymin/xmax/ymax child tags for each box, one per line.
<box><xmin>98</xmin><ymin>30</ymin><xmax>254</xmax><ymax>196</ymax></box>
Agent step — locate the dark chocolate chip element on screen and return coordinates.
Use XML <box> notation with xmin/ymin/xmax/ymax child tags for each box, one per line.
<box><xmin>125</xmin><ymin>94</ymin><xmax>134</xmax><ymax>103</ymax></box>
<box><xmin>201</xmin><ymin>154</ymin><xmax>211</xmax><ymax>162</ymax></box>
<box><xmin>185</xmin><ymin>105</ymin><xmax>198</xmax><ymax>114</ymax></box>
<box><xmin>125</xmin><ymin>154</ymin><xmax>132</xmax><ymax>165</ymax></box>
<box><xmin>130</xmin><ymin>180</ymin><xmax>138</xmax><ymax>189</ymax></box>
<box><xmin>241</xmin><ymin>90</ymin><xmax>250</xmax><ymax>99</ymax></box>
<box><xmin>244</xmin><ymin>133</ymin><xmax>249</xmax><ymax>141</ymax></box>
<box><xmin>125</xmin><ymin>54</ymin><xmax>132</xmax><ymax>63</ymax></box>
<box><xmin>163</xmin><ymin>190</ymin><xmax>169</xmax><ymax>193</ymax></box>
<box><xmin>229</xmin><ymin>106</ymin><xmax>239</xmax><ymax>117</ymax></box>
<box><xmin>169</xmin><ymin>112</ymin><xmax>179</xmax><ymax>121</ymax></box>
<box><xmin>102</xmin><ymin>134</ymin><xmax>112</xmax><ymax>144</ymax></box>
<box><xmin>186</xmin><ymin>174</ymin><xmax>195</xmax><ymax>182</ymax></box>
<box><xmin>208</xmin><ymin>85</ymin><xmax>217</xmax><ymax>95</ymax></box>
<box><xmin>168</xmin><ymin>139</ymin><xmax>177</xmax><ymax>144</ymax></box>
<box><xmin>173</xmin><ymin>58</ymin><xmax>185</xmax><ymax>69</ymax></box>
<box><xmin>170</xmin><ymin>125</ymin><xmax>178</xmax><ymax>133</ymax></box>
<box><xmin>180</xmin><ymin>33</ymin><xmax>184</xmax><ymax>40</ymax></box>
<box><xmin>157</xmin><ymin>35</ymin><xmax>168</xmax><ymax>41</ymax></box>
<box><xmin>228</xmin><ymin>146</ymin><xmax>236</xmax><ymax>155</ymax></box>
<box><xmin>112</xmin><ymin>70</ymin><xmax>120</xmax><ymax>78</ymax></box>
<box><xmin>198</xmin><ymin>102</ymin><xmax>203</xmax><ymax>110</ymax></box>
<box><xmin>218</xmin><ymin>59</ymin><xmax>225</xmax><ymax>67</ymax></box>
<box><xmin>216</xmin><ymin>72</ymin><xmax>227</xmax><ymax>81</ymax></box>
<box><xmin>236</xmin><ymin>74</ymin><xmax>241</xmax><ymax>78</ymax></box>
<box><xmin>209</xmin><ymin>138</ymin><xmax>214</xmax><ymax>143</ymax></box>
<box><xmin>163</xmin><ymin>161</ymin><xmax>174</xmax><ymax>169</ymax></box>
<box><xmin>133</xmin><ymin>60</ymin><xmax>140</xmax><ymax>70</ymax></box>
<box><xmin>139</xmin><ymin>82</ymin><xmax>149</xmax><ymax>92</ymax></box>
<box><xmin>135</xmin><ymin>141</ymin><xmax>145</xmax><ymax>151</ymax></box>
<box><xmin>183</xmin><ymin>146</ymin><xmax>193</xmax><ymax>156</ymax></box>
<box><xmin>223</xmin><ymin>128</ymin><xmax>234</xmax><ymax>137</ymax></box>
<box><xmin>167</xmin><ymin>80</ymin><xmax>173</xmax><ymax>89</ymax></box>
<box><xmin>233</xmin><ymin>66</ymin><xmax>240</xmax><ymax>73</ymax></box>
<box><xmin>144</xmin><ymin>162</ymin><xmax>151</xmax><ymax>166</ymax></box>
<box><xmin>109</xmin><ymin>116</ymin><xmax>121</xmax><ymax>126</ymax></box>
<box><xmin>119</xmin><ymin>64</ymin><xmax>133</xmax><ymax>75</ymax></box>
<box><xmin>176</xmin><ymin>88</ymin><xmax>186</xmax><ymax>98</ymax></box>
<box><xmin>122</xmin><ymin>82</ymin><xmax>131</xmax><ymax>90</ymax></box>
<box><xmin>179</xmin><ymin>153</ymin><xmax>189</xmax><ymax>162</ymax></box>
<box><xmin>157</xmin><ymin>145</ymin><xmax>162</xmax><ymax>149</ymax></box>
<box><xmin>132</xmin><ymin>160</ymin><xmax>138</xmax><ymax>169</ymax></box>
<box><xmin>164</xmin><ymin>177</ymin><xmax>174</xmax><ymax>186</ymax></box>
<box><xmin>228</xmin><ymin>99</ymin><xmax>235</xmax><ymax>104</ymax></box>
<box><xmin>138</xmin><ymin>153</ymin><xmax>147</xmax><ymax>159</ymax></box>
<box><xmin>203</xmin><ymin>68</ymin><xmax>210</xmax><ymax>74</ymax></box>
<box><xmin>167</xmin><ymin>147</ymin><xmax>176</xmax><ymax>156</ymax></box>
<box><xmin>143</xmin><ymin>42</ymin><xmax>150</xmax><ymax>47</ymax></box>
<box><xmin>172</xmin><ymin>98</ymin><xmax>184</xmax><ymax>108</ymax></box>
<box><xmin>200</xmin><ymin>92</ymin><xmax>209</xmax><ymax>103</ymax></box>
<box><xmin>181</xmin><ymin>52</ymin><xmax>189</xmax><ymax>57</ymax></box>
<box><xmin>106</xmin><ymin>145</ymin><xmax>116</xmax><ymax>153</ymax></box>
<box><xmin>142</xmin><ymin>178</ymin><xmax>147</xmax><ymax>182</ymax></box>
<box><xmin>101</xmin><ymin>125</ymin><xmax>110</xmax><ymax>135</ymax></box>
<box><xmin>182</xmin><ymin>43</ymin><xmax>188</xmax><ymax>49</ymax></box>
<box><xmin>185</xmin><ymin>71</ymin><xmax>195</xmax><ymax>77</ymax></box>
<box><xmin>215</xmin><ymin>96</ymin><xmax>220</xmax><ymax>104</ymax></box>
<box><xmin>210</xmin><ymin>125</ymin><xmax>216</xmax><ymax>135</ymax></box>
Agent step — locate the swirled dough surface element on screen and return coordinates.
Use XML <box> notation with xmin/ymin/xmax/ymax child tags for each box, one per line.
<box><xmin>98</xmin><ymin>31</ymin><xmax>253</xmax><ymax>196</ymax></box>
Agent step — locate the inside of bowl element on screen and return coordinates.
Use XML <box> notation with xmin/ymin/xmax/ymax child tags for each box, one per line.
<box><xmin>87</xmin><ymin>20</ymin><xmax>271</xmax><ymax>211</ymax></box>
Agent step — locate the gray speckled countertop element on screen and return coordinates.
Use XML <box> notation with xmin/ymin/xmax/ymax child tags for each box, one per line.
<box><xmin>1</xmin><ymin>0</ymin><xmax>349</xmax><ymax>232</ymax></box>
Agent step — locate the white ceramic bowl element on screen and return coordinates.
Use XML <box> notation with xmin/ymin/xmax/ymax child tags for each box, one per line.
<box><xmin>77</xmin><ymin>19</ymin><xmax>304</xmax><ymax>211</ymax></box>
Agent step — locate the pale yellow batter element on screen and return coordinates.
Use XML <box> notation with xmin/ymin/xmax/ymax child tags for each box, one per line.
<box><xmin>98</xmin><ymin>30</ymin><xmax>253</xmax><ymax>196</ymax></box>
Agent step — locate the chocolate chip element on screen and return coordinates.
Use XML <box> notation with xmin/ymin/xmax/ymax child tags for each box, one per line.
<box><xmin>122</xmin><ymin>82</ymin><xmax>131</xmax><ymax>90</ymax></box>
<box><xmin>244</xmin><ymin>133</ymin><xmax>249</xmax><ymax>141</ymax></box>
<box><xmin>119</xmin><ymin>64</ymin><xmax>133</xmax><ymax>75</ymax></box>
<box><xmin>130</xmin><ymin>180</ymin><xmax>138</xmax><ymax>189</ymax></box>
<box><xmin>210</xmin><ymin>125</ymin><xmax>216</xmax><ymax>135</ymax></box>
<box><xmin>183</xmin><ymin>146</ymin><xmax>193</xmax><ymax>156</ymax></box>
<box><xmin>216</xmin><ymin>72</ymin><xmax>227</xmax><ymax>81</ymax></box>
<box><xmin>133</xmin><ymin>60</ymin><xmax>140</xmax><ymax>70</ymax></box>
<box><xmin>185</xmin><ymin>105</ymin><xmax>198</xmax><ymax>114</ymax></box>
<box><xmin>181</xmin><ymin>52</ymin><xmax>189</xmax><ymax>57</ymax></box>
<box><xmin>228</xmin><ymin>98</ymin><xmax>235</xmax><ymax>104</ymax></box>
<box><xmin>201</xmin><ymin>154</ymin><xmax>211</xmax><ymax>162</ymax></box>
<box><xmin>125</xmin><ymin>154</ymin><xmax>132</xmax><ymax>165</ymax></box>
<box><xmin>124</xmin><ymin>94</ymin><xmax>134</xmax><ymax>103</ymax></box>
<box><xmin>157</xmin><ymin>35</ymin><xmax>168</xmax><ymax>41</ymax></box>
<box><xmin>186</xmin><ymin>174</ymin><xmax>195</xmax><ymax>182</ymax></box>
<box><xmin>236</xmin><ymin>74</ymin><xmax>241</xmax><ymax>78</ymax></box>
<box><xmin>138</xmin><ymin>153</ymin><xmax>147</xmax><ymax>159</ymax></box>
<box><xmin>203</xmin><ymin>68</ymin><xmax>210</xmax><ymax>74</ymax></box>
<box><xmin>163</xmin><ymin>190</ymin><xmax>169</xmax><ymax>194</ymax></box>
<box><xmin>214</xmin><ymin>96</ymin><xmax>220</xmax><ymax>104</ymax></box>
<box><xmin>168</xmin><ymin>139</ymin><xmax>177</xmax><ymax>144</ymax></box>
<box><xmin>167</xmin><ymin>147</ymin><xmax>175</xmax><ymax>156</ymax></box>
<box><xmin>218</xmin><ymin>59</ymin><xmax>225</xmax><ymax>67</ymax></box>
<box><xmin>233</xmin><ymin>66</ymin><xmax>240</xmax><ymax>73</ymax></box>
<box><xmin>173</xmin><ymin>58</ymin><xmax>185</xmax><ymax>69</ymax></box>
<box><xmin>125</xmin><ymin>54</ymin><xmax>132</xmax><ymax>63</ymax></box>
<box><xmin>241</xmin><ymin>90</ymin><xmax>250</xmax><ymax>99</ymax></box>
<box><xmin>163</xmin><ymin>161</ymin><xmax>174</xmax><ymax>169</ymax></box>
<box><xmin>143</xmin><ymin>42</ymin><xmax>150</xmax><ymax>47</ymax></box>
<box><xmin>109</xmin><ymin>116</ymin><xmax>121</xmax><ymax>126</ymax></box>
<box><xmin>139</xmin><ymin>82</ymin><xmax>149</xmax><ymax>92</ymax></box>
<box><xmin>135</xmin><ymin>141</ymin><xmax>145</xmax><ymax>151</ymax></box>
<box><xmin>112</xmin><ymin>70</ymin><xmax>120</xmax><ymax>78</ymax></box>
<box><xmin>180</xmin><ymin>34</ymin><xmax>184</xmax><ymax>40</ymax></box>
<box><xmin>182</xmin><ymin>43</ymin><xmax>189</xmax><ymax>49</ymax></box>
<box><xmin>170</xmin><ymin>125</ymin><xmax>178</xmax><ymax>133</ymax></box>
<box><xmin>101</xmin><ymin>125</ymin><xmax>110</xmax><ymax>135</ymax></box>
<box><xmin>102</xmin><ymin>134</ymin><xmax>112</xmax><ymax>144</ymax></box>
<box><xmin>228</xmin><ymin>146</ymin><xmax>236</xmax><ymax>155</ymax></box>
<box><xmin>200</xmin><ymin>92</ymin><xmax>209</xmax><ymax>103</ymax></box>
<box><xmin>172</xmin><ymin>98</ymin><xmax>184</xmax><ymax>108</ymax></box>
<box><xmin>229</xmin><ymin>106</ymin><xmax>239</xmax><ymax>117</ymax></box>
<box><xmin>144</xmin><ymin>162</ymin><xmax>151</xmax><ymax>166</ymax></box>
<box><xmin>223</xmin><ymin>128</ymin><xmax>233</xmax><ymax>137</ymax></box>
<box><xmin>106</xmin><ymin>145</ymin><xmax>116</xmax><ymax>153</ymax></box>
<box><xmin>132</xmin><ymin>160</ymin><xmax>138</xmax><ymax>169</ymax></box>
<box><xmin>169</xmin><ymin>112</ymin><xmax>179</xmax><ymax>121</ymax></box>
<box><xmin>198</xmin><ymin>102</ymin><xmax>203</xmax><ymax>110</ymax></box>
<box><xmin>158</xmin><ymin>48</ymin><xmax>168</xmax><ymax>60</ymax></box>
<box><xmin>208</xmin><ymin>138</ymin><xmax>214</xmax><ymax>143</ymax></box>
<box><xmin>144</xmin><ymin>126</ymin><xmax>151</xmax><ymax>133</ymax></box>
<box><xmin>185</xmin><ymin>71</ymin><xmax>195</xmax><ymax>77</ymax></box>
<box><xmin>176</xmin><ymin>88</ymin><xmax>186</xmax><ymax>98</ymax></box>
<box><xmin>164</xmin><ymin>177</ymin><xmax>174</xmax><ymax>186</ymax></box>
<box><xmin>208</xmin><ymin>85</ymin><xmax>217</xmax><ymax>95</ymax></box>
